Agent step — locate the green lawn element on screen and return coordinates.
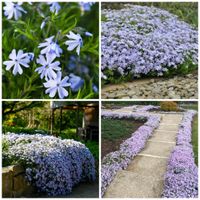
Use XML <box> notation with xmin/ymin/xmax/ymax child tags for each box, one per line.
<box><xmin>192</xmin><ymin>115</ymin><xmax>198</xmax><ymax>165</ymax></box>
<box><xmin>102</xmin><ymin>118</ymin><xmax>144</xmax><ymax>141</ymax></box>
<box><xmin>181</xmin><ymin>103</ymin><xmax>198</xmax><ymax>165</ymax></box>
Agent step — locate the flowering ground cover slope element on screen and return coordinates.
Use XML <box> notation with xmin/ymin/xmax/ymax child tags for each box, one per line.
<box><xmin>101</xmin><ymin>4</ymin><xmax>198</xmax><ymax>83</ymax></box>
<box><xmin>101</xmin><ymin>111</ymin><xmax>161</xmax><ymax>196</ymax></box>
<box><xmin>2</xmin><ymin>2</ymin><xmax>99</xmax><ymax>99</ymax></box>
<box><xmin>162</xmin><ymin>110</ymin><xmax>198</xmax><ymax>198</ymax></box>
<box><xmin>3</xmin><ymin>133</ymin><xmax>96</xmax><ymax>196</ymax></box>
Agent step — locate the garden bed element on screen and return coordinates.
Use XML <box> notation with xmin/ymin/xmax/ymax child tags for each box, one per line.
<box><xmin>101</xmin><ymin>118</ymin><xmax>145</xmax><ymax>158</ymax></box>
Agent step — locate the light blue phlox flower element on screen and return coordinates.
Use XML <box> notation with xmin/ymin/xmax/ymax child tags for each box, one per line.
<box><xmin>85</xmin><ymin>31</ymin><xmax>93</xmax><ymax>37</ymax></box>
<box><xmin>79</xmin><ymin>2</ymin><xmax>94</xmax><ymax>12</ymax></box>
<box><xmin>3</xmin><ymin>2</ymin><xmax>27</xmax><ymax>20</ymax></box>
<box><xmin>65</xmin><ymin>31</ymin><xmax>83</xmax><ymax>56</ymax></box>
<box><xmin>38</xmin><ymin>36</ymin><xmax>63</xmax><ymax>57</ymax></box>
<box><xmin>3</xmin><ymin>49</ymin><xmax>31</xmax><ymax>75</ymax></box>
<box><xmin>92</xmin><ymin>84</ymin><xmax>98</xmax><ymax>93</ymax></box>
<box><xmin>69</xmin><ymin>74</ymin><xmax>84</xmax><ymax>92</ymax></box>
<box><xmin>35</xmin><ymin>53</ymin><xmax>61</xmax><ymax>80</ymax></box>
<box><xmin>48</xmin><ymin>2</ymin><xmax>61</xmax><ymax>15</ymax></box>
<box><xmin>43</xmin><ymin>71</ymin><xmax>71</xmax><ymax>99</ymax></box>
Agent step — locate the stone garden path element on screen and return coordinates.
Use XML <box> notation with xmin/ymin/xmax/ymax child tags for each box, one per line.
<box><xmin>102</xmin><ymin>73</ymin><xmax>197</xmax><ymax>99</ymax></box>
<box><xmin>104</xmin><ymin>110</ymin><xmax>183</xmax><ymax>198</ymax></box>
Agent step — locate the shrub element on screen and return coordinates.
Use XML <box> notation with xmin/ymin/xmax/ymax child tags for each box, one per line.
<box><xmin>160</xmin><ymin>101</ymin><xmax>179</xmax><ymax>111</ymax></box>
<box><xmin>3</xmin><ymin>133</ymin><xmax>96</xmax><ymax>196</ymax></box>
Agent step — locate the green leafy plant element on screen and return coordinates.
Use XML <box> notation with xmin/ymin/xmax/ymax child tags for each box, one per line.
<box><xmin>2</xmin><ymin>2</ymin><xmax>99</xmax><ymax>99</ymax></box>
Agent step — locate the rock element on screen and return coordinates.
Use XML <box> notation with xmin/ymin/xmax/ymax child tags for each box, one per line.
<box><xmin>168</xmin><ymin>91</ymin><xmax>180</xmax><ymax>99</ymax></box>
<box><xmin>2</xmin><ymin>168</ymin><xmax>13</xmax><ymax>197</ymax></box>
<box><xmin>101</xmin><ymin>73</ymin><xmax>198</xmax><ymax>99</ymax></box>
<box><xmin>121</xmin><ymin>96</ymin><xmax>130</xmax><ymax>99</ymax></box>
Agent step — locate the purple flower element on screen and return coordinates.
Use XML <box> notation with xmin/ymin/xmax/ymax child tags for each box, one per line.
<box><xmin>43</xmin><ymin>71</ymin><xmax>71</xmax><ymax>99</ymax></box>
<box><xmin>35</xmin><ymin>54</ymin><xmax>61</xmax><ymax>80</ymax></box>
<box><xmin>101</xmin><ymin>110</ymin><xmax>161</xmax><ymax>196</ymax></box>
<box><xmin>47</xmin><ymin>2</ymin><xmax>61</xmax><ymax>14</ymax></box>
<box><xmin>69</xmin><ymin>74</ymin><xmax>84</xmax><ymax>92</ymax></box>
<box><xmin>65</xmin><ymin>31</ymin><xmax>83</xmax><ymax>56</ymax></box>
<box><xmin>3</xmin><ymin>133</ymin><xmax>96</xmax><ymax>196</ymax></box>
<box><xmin>3</xmin><ymin>2</ymin><xmax>27</xmax><ymax>20</ymax></box>
<box><xmin>162</xmin><ymin>110</ymin><xmax>198</xmax><ymax>198</ymax></box>
<box><xmin>3</xmin><ymin>49</ymin><xmax>31</xmax><ymax>75</ymax></box>
<box><xmin>38</xmin><ymin>36</ymin><xmax>63</xmax><ymax>57</ymax></box>
<box><xmin>101</xmin><ymin>5</ymin><xmax>198</xmax><ymax>79</ymax></box>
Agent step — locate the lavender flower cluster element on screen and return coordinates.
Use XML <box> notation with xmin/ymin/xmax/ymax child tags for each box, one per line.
<box><xmin>162</xmin><ymin>110</ymin><xmax>198</xmax><ymax>198</ymax></box>
<box><xmin>3</xmin><ymin>133</ymin><xmax>96</xmax><ymax>196</ymax></box>
<box><xmin>101</xmin><ymin>111</ymin><xmax>161</xmax><ymax>196</ymax></box>
<box><xmin>101</xmin><ymin>5</ymin><xmax>198</xmax><ymax>79</ymax></box>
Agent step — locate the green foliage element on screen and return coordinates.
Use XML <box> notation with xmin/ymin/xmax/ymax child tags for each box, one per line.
<box><xmin>59</xmin><ymin>128</ymin><xmax>78</xmax><ymax>140</ymax></box>
<box><xmin>85</xmin><ymin>141</ymin><xmax>99</xmax><ymax>161</ymax></box>
<box><xmin>102</xmin><ymin>58</ymin><xmax>198</xmax><ymax>86</ymax></box>
<box><xmin>2</xmin><ymin>2</ymin><xmax>99</xmax><ymax>99</ymax></box>
<box><xmin>3</xmin><ymin>126</ymin><xmax>48</xmax><ymax>135</ymax></box>
<box><xmin>192</xmin><ymin>115</ymin><xmax>198</xmax><ymax>165</ymax></box>
<box><xmin>102</xmin><ymin>118</ymin><xmax>144</xmax><ymax>141</ymax></box>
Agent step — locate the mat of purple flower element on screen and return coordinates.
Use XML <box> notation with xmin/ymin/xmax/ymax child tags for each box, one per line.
<box><xmin>101</xmin><ymin>5</ymin><xmax>198</xmax><ymax>80</ymax></box>
<box><xmin>162</xmin><ymin>110</ymin><xmax>198</xmax><ymax>198</ymax></box>
<box><xmin>3</xmin><ymin>133</ymin><xmax>96</xmax><ymax>196</ymax></box>
<box><xmin>101</xmin><ymin>111</ymin><xmax>161</xmax><ymax>196</ymax></box>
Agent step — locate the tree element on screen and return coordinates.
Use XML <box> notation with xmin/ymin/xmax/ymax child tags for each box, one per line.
<box><xmin>2</xmin><ymin>101</ymin><xmax>44</xmax><ymax>120</ymax></box>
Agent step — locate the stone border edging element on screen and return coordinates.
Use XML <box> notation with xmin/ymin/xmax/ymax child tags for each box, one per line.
<box><xmin>101</xmin><ymin>111</ymin><xmax>161</xmax><ymax>196</ymax></box>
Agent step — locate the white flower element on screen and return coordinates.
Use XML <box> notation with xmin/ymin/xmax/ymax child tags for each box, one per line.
<box><xmin>3</xmin><ymin>2</ymin><xmax>27</xmax><ymax>20</ymax></box>
<box><xmin>35</xmin><ymin>54</ymin><xmax>61</xmax><ymax>80</ymax></box>
<box><xmin>44</xmin><ymin>72</ymin><xmax>71</xmax><ymax>99</ymax></box>
<box><xmin>3</xmin><ymin>49</ymin><xmax>31</xmax><ymax>75</ymax></box>
<box><xmin>65</xmin><ymin>31</ymin><xmax>83</xmax><ymax>56</ymax></box>
<box><xmin>47</xmin><ymin>2</ymin><xmax>61</xmax><ymax>14</ymax></box>
<box><xmin>38</xmin><ymin>36</ymin><xmax>63</xmax><ymax>57</ymax></box>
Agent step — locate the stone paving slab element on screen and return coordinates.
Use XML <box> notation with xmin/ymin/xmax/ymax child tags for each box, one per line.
<box><xmin>104</xmin><ymin>170</ymin><xmax>164</xmax><ymax>198</ymax></box>
<box><xmin>126</xmin><ymin>155</ymin><xmax>168</xmax><ymax>177</ymax></box>
<box><xmin>140</xmin><ymin>141</ymin><xmax>175</xmax><ymax>157</ymax></box>
<box><xmin>157</xmin><ymin>125</ymin><xmax>179</xmax><ymax>132</ymax></box>
<box><xmin>149</xmin><ymin>130</ymin><xmax>177</xmax><ymax>143</ymax></box>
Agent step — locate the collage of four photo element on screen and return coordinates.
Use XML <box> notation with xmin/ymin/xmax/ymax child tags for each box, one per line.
<box><xmin>1</xmin><ymin>1</ymin><xmax>198</xmax><ymax>199</ymax></box>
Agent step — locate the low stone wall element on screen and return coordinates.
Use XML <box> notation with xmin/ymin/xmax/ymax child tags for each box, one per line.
<box><xmin>2</xmin><ymin>165</ymin><xmax>35</xmax><ymax>197</ymax></box>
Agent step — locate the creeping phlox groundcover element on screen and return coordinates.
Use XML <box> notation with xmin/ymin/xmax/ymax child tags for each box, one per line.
<box><xmin>3</xmin><ymin>2</ymin><xmax>99</xmax><ymax>99</ymax></box>
<box><xmin>101</xmin><ymin>5</ymin><xmax>198</xmax><ymax>82</ymax></box>
<box><xmin>101</xmin><ymin>111</ymin><xmax>161</xmax><ymax>196</ymax></box>
<box><xmin>3</xmin><ymin>133</ymin><xmax>96</xmax><ymax>196</ymax></box>
<box><xmin>162</xmin><ymin>110</ymin><xmax>198</xmax><ymax>198</ymax></box>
